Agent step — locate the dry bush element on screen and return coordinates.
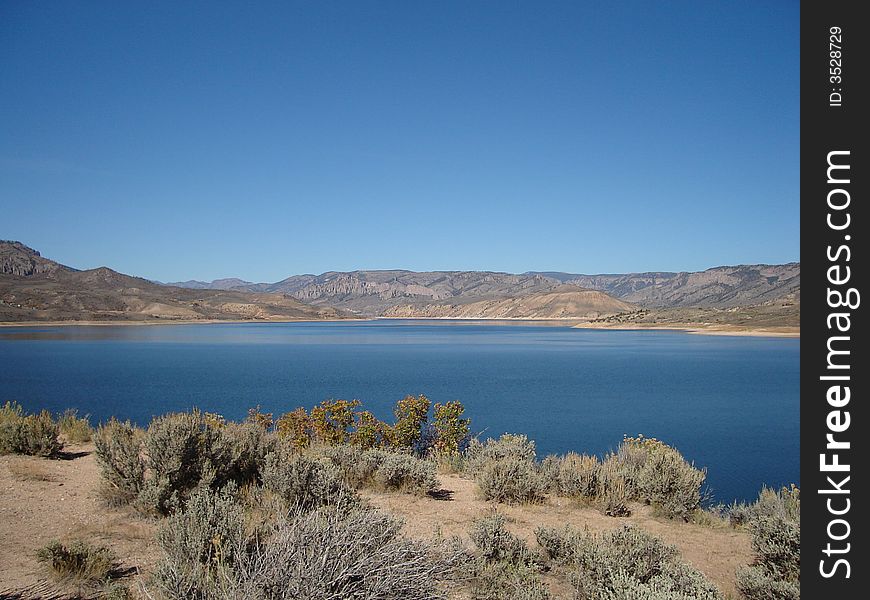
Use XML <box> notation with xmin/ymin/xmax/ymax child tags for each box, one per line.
<box><xmin>93</xmin><ymin>419</ymin><xmax>145</xmax><ymax>506</ymax></box>
<box><xmin>153</xmin><ymin>491</ymin><xmax>462</xmax><ymax>600</ymax></box>
<box><xmin>231</xmin><ymin>506</ymin><xmax>460</xmax><ymax>599</ymax></box>
<box><xmin>555</xmin><ymin>452</ymin><xmax>600</xmax><ymax>499</ymax></box>
<box><xmin>468</xmin><ymin>561</ymin><xmax>551</xmax><ymax>600</ymax></box>
<box><xmin>261</xmin><ymin>447</ymin><xmax>355</xmax><ymax>511</ymax></box>
<box><xmin>469</xmin><ymin>512</ymin><xmax>536</xmax><ymax>566</ymax></box>
<box><xmin>613</xmin><ymin>436</ymin><xmax>706</xmax><ymax>521</ymax></box>
<box><xmin>322</xmin><ymin>444</ymin><xmax>439</xmax><ymax>495</ymax></box>
<box><xmin>0</xmin><ymin>402</ymin><xmax>62</xmax><ymax>457</ymax></box>
<box><xmin>37</xmin><ymin>539</ymin><xmax>119</xmax><ymax>586</ymax></box>
<box><xmin>466</xmin><ymin>434</ymin><xmax>546</xmax><ymax>504</ymax></box>
<box><xmin>736</xmin><ymin>486</ymin><xmax>800</xmax><ymax>600</ymax></box>
<box><xmin>597</xmin><ymin>458</ymin><xmax>632</xmax><ymax>517</ymax></box>
<box><xmin>476</xmin><ymin>456</ymin><xmax>546</xmax><ymax>504</ymax></box>
<box><xmin>538</xmin><ymin>525</ymin><xmax>723</xmax><ymax>600</ymax></box>
<box><xmin>57</xmin><ymin>408</ymin><xmax>93</xmax><ymax>443</ymax></box>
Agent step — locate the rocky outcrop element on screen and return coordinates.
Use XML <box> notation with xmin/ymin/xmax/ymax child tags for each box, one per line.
<box><xmin>0</xmin><ymin>241</ymin><xmax>70</xmax><ymax>277</ymax></box>
<box><xmin>564</xmin><ymin>264</ymin><xmax>800</xmax><ymax>308</ymax></box>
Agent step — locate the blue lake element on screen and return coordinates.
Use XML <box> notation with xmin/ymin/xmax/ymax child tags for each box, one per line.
<box><xmin>0</xmin><ymin>320</ymin><xmax>799</xmax><ymax>503</ymax></box>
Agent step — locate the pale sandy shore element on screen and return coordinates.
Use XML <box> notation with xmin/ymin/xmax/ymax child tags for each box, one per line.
<box><xmin>571</xmin><ymin>322</ymin><xmax>800</xmax><ymax>338</ymax></box>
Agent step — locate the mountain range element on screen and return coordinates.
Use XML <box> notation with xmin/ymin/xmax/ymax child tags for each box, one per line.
<box><xmin>0</xmin><ymin>241</ymin><xmax>346</xmax><ymax>323</ymax></box>
<box><xmin>1</xmin><ymin>240</ymin><xmax>799</xmax><ymax>328</ymax></box>
<box><xmin>165</xmin><ymin>263</ymin><xmax>800</xmax><ymax>316</ymax></box>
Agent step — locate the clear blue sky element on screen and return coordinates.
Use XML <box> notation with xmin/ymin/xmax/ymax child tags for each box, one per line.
<box><xmin>1</xmin><ymin>1</ymin><xmax>798</xmax><ymax>283</ymax></box>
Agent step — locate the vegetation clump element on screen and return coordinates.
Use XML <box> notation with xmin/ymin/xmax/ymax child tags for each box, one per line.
<box><xmin>57</xmin><ymin>408</ymin><xmax>93</xmax><ymax>443</ymax></box>
<box><xmin>323</xmin><ymin>444</ymin><xmax>438</xmax><ymax>495</ymax></box>
<box><xmin>536</xmin><ymin>524</ymin><xmax>723</xmax><ymax>599</ymax></box>
<box><xmin>0</xmin><ymin>401</ymin><xmax>62</xmax><ymax>457</ymax></box>
<box><xmin>37</xmin><ymin>539</ymin><xmax>121</xmax><ymax>590</ymax></box>
<box><xmin>610</xmin><ymin>435</ymin><xmax>707</xmax><ymax>520</ymax></box>
<box><xmin>467</xmin><ymin>512</ymin><xmax>549</xmax><ymax>600</ymax></box>
<box><xmin>466</xmin><ymin>434</ymin><xmax>547</xmax><ymax>504</ymax></box>
<box><xmin>152</xmin><ymin>485</ymin><xmax>461</xmax><ymax>600</ymax></box>
<box><xmin>261</xmin><ymin>446</ymin><xmax>355</xmax><ymax>510</ymax></box>
<box><xmin>93</xmin><ymin>418</ymin><xmax>146</xmax><ymax>506</ymax></box>
<box><xmin>432</xmin><ymin>400</ymin><xmax>471</xmax><ymax>455</ymax></box>
<box><xmin>735</xmin><ymin>485</ymin><xmax>800</xmax><ymax>600</ymax></box>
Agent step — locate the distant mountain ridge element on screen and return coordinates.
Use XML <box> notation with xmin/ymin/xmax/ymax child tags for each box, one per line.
<box><xmin>0</xmin><ymin>241</ymin><xmax>348</xmax><ymax>323</ymax></box>
<box><xmin>167</xmin><ymin>263</ymin><xmax>800</xmax><ymax>316</ymax></box>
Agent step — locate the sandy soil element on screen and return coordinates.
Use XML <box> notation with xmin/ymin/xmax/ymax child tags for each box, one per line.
<box><xmin>1</xmin><ymin>449</ymin><xmax>752</xmax><ymax>599</ymax></box>
<box><xmin>0</xmin><ymin>445</ymin><xmax>159</xmax><ymax>599</ymax></box>
<box><xmin>572</xmin><ymin>322</ymin><xmax>800</xmax><ymax>338</ymax></box>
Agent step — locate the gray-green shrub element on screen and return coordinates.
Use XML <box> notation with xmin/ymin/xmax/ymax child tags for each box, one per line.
<box><xmin>153</xmin><ymin>485</ymin><xmax>247</xmax><ymax>597</ymax></box>
<box><xmin>373</xmin><ymin>450</ymin><xmax>439</xmax><ymax>494</ymax></box>
<box><xmin>0</xmin><ymin>402</ymin><xmax>62</xmax><ymax>457</ymax></box>
<box><xmin>93</xmin><ymin>419</ymin><xmax>145</xmax><ymax>505</ymax></box>
<box><xmin>555</xmin><ymin>452</ymin><xmax>600</xmax><ymax>499</ymax></box>
<box><xmin>476</xmin><ymin>455</ymin><xmax>546</xmax><ymax>504</ymax></box>
<box><xmin>467</xmin><ymin>434</ymin><xmax>546</xmax><ymax>504</ymax></box>
<box><xmin>233</xmin><ymin>506</ymin><xmax>459</xmax><ymax>599</ymax></box>
<box><xmin>154</xmin><ymin>499</ymin><xmax>462</xmax><ymax>600</ymax></box>
<box><xmin>469</xmin><ymin>561</ymin><xmax>551</xmax><ymax>600</ymax></box>
<box><xmin>261</xmin><ymin>448</ymin><xmax>354</xmax><ymax>511</ymax></box>
<box><xmin>470</xmin><ymin>512</ymin><xmax>536</xmax><ymax>566</ymax></box>
<box><xmin>537</xmin><ymin>524</ymin><xmax>723</xmax><ymax>600</ymax></box>
<box><xmin>464</xmin><ymin>434</ymin><xmax>537</xmax><ymax>473</ymax></box>
<box><xmin>736</xmin><ymin>486</ymin><xmax>800</xmax><ymax>600</ymax></box>
<box><xmin>613</xmin><ymin>436</ymin><xmax>706</xmax><ymax>520</ymax></box>
<box><xmin>323</xmin><ymin>445</ymin><xmax>439</xmax><ymax>495</ymax></box>
<box><xmin>139</xmin><ymin>411</ymin><xmax>275</xmax><ymax>514</ymax></box>
<box><xmin>735</xmin><ymin>564</ymin><xmax>800</xmax><ymax>600</ymax></box>
<box><xmin>37</xmin><ymin>539</ymin><xmax>118</xmax><ymax>585</ymax></box>
<box><xmin>57</xmin><ymin>409</ymin><xmax>92</xmax><ymax>443</ymax></box>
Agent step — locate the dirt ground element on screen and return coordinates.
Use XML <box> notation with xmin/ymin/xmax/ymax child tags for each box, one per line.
<box><xmin>1</xmin><ymin>447</ymin><xmax>752</xmax><ymax>599</ymax></box>
<box><xmin>0</xmin><ymin>445</ymin><xmax>159</xmax><ymax>599</ymax></box>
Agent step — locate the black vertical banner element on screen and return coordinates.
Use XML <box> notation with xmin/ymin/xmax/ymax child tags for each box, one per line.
<box><xmin>801</xmin><ymin>1</ymin><xmax>868</xmax><ymax>596</ymax></box>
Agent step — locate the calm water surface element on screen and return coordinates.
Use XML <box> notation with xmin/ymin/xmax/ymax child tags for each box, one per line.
<box><xmin>0</xmin><ymin>320</ymin><xmax>799</xmax><ymax>503</ymax></box>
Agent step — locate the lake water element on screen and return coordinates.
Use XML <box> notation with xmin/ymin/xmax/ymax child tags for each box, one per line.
<box><xmin>0</xmin><ymin>320</ymin><xmax>799</xmax><ymax>503</ymax></box>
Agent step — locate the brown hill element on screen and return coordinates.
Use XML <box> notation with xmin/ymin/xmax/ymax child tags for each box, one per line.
<box><xmin>0</xmin><ymin>242</ymin><xmax>349</xmax><ymax>323</ymax></box>
<box><xmin>382</xmin><ymin>285</ymin><xmax>635</xmax><ymax>319</ymax></box>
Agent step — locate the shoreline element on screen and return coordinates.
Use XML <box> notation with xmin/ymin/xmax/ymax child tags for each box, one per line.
<box><xmin>0</xmin><ymin>317</ymin><xmax>369</xmax><ymax>328</ymax></box>
<box><xmin>0</xmin><ymin>316</ymin><xmax>799</xmax><ymax>337</ymax></box>
<box><xmin>571</xmin><ymin>322</ymin><xmax>800</xmax><ymax>338</ymax></box>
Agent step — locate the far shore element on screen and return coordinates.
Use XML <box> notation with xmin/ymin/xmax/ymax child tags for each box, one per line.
<box><xmin>0</xmin><ymin>316</ymin><xmax>799</xmax><ymax>337</ymax></box>
<box><xmin>0</xmin><ymin>317</ymin><xmax>369</xmax><ymax>328</ymax></box>
<box><xmin>571</xmin><ymin>322</ymin><xmax>800</xmax><ymax>338</ymax></box>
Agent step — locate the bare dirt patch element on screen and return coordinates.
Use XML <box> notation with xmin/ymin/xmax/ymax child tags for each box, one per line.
<box><xmin>0</xmin><ymin>445</ymin><xmax>158</xmax><ymax>598</ymax></box>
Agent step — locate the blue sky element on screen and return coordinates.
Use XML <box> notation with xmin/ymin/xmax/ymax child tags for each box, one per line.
<box><xmin>1</xmin><ymin>1</ymin><xmax>799</xmax><ymax>283</ymax></box>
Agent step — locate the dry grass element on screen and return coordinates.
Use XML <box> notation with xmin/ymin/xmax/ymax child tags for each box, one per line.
<box><xmin>7</xmin><ymin>459</ymin><xmax>56</xmax><ymax>482</ymax></box>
